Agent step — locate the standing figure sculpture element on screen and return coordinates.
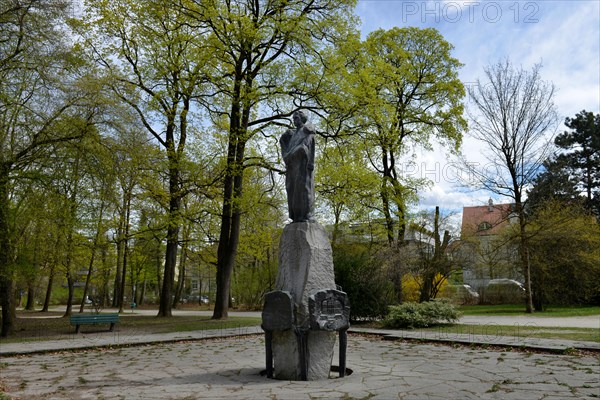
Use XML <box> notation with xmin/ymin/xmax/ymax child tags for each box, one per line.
<box><xmin>280</xmin><ymin>111</ymin><xmax>315</xmax><ymax>222</ymax></box>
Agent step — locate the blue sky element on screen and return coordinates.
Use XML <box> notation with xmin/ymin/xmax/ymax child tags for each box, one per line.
<box><xmin>354</xmin><ymin>0</ymin><xmax>600</xmax><ymax>216</ymax></box>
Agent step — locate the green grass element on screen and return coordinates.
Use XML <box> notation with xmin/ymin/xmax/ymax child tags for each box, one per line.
<box><xmin>459</xmin><ymin>304</ymin><xmax>600</xmax><ymax>317</ymax></box>
<box><xmin>415</xmin><ymin>324</ymin><xmax>600</xmax><ymax>343</ymax></box>
<box><xmin>0</xmin><ymin>313</ymin><xmax>262</xmax><ymax>344</ymax></box>
<box><xmin>118</xmin><ymin>315</ymin><xmax>261</xmax><ymax>333</ymax></box>
<box><xmin>357</xmin><ymin>321</ymin><xmax>599</xmax><ymax>342</ymax></box>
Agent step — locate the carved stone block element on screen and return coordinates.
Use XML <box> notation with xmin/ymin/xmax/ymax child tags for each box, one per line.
<box><xmin>309</xmin><ymin>289</ymin><xmax>350</xmax><ymax>331</ymax></box>
<box><xmin>262</xmin><ymin>291</ymin><xmax>294</xmax><ymax>331</ymax></box>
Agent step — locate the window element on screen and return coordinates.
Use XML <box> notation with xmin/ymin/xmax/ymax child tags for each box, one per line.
<box><xmin>478</xmin><ymin>221</ymin><xmax>492</xmax><ymax>231</ymax></box>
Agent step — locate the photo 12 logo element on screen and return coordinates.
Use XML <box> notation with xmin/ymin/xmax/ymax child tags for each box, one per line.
<box><xmin>400</xmin><ymin>1</ymin><xmax>540</xmax><ymax>24</ymax></box>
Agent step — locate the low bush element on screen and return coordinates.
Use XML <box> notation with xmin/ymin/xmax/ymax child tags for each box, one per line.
<box><xmin>333</xmin><ymin>243</ymin><xmax>394</xmax><ymax>322</ymax></box>
<box><xmin>383</xmin><ymin>300</ymin><xmax>461</xmax><ymax>329</ymax></box>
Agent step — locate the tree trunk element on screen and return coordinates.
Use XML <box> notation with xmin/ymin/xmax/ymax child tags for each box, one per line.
<box><xmin>391</xmin><ymin>268</ymin><xmax>403</xmax><ymax>303</ymax></box>
<box><xmin>173</xmin><ymin>222</ymin><xmax>190</xmax><ymax>308</ymax></box>
<box><xmin>25</xmin><ymin>285</ymin><xmax>36</xmax><ymax>310</ymax></box>
<box><xmin>419</xmin><ymin>273</ymin><xmax>435</xmax><ymax>303</ymax></box>
<box><xmin>517</xmin><ymin>205</ymin><xmax>534</xmax><ymax>313</ymax></box>
<box><xmin>212</xmin><ymin>64</ymin><xmax>254</xmax><ymax>320</ymax></box>
<box><xmin>213</xmin><ymin>140</ymin><xmax>244</xmax><ymax>319</ymax></box>
<box><xmin>138</xmin><ymin>276</ymin><xmax>146</xmax><ymax>306</ymax></box>
<box><xmin>42</xmin><ymin>234</ymin><xmax>61</xmax><ymax>312</ymax></box>
<box><xmin>112</xmin><ymin>234</ymin><xmax>123</xmax><ymax>308</ymax></box>
<box><xmin>100</xmin><ymin>243</ymin><xmax>110</xmax><ymax>307</ymax></box>
<box><xmin>159</xmin><ymin>227</ymin><xmax>178</xmax><ymax>317</ymax></box>
<box><xmin>213</xmin><ymin>193</ymin><xmax>239</xmax><ymax>318</ymax></box>
<box><xmin>381</xmin><ymin>192</ymin><xmax>396</xmax><ymax>244</ymax></box>
<box><xmin>41</xmin><ymin>260</ymin><xmax>56</xmax><ymax>313</ymax></box>
<box><xmin>158</xmin><ymin>156</ymin><xmax>181</xmax><ymax>317</ymax></box>
<box><xmin>118</xmin><ymin>195</ymin><xmax>131</xmax><ymax>313</ymax></box>
<box><xmin>155</xmin><ymin>239</ymin><xmax>162</xmax><ymax>302</ymax></box>
<box><xmin>0</xmin><ymin>165</ymin><xmax>15</xmax><ymax>337</ymax></box>
<box><xmin>0</xmin><ymin>274</ymin><xmax>15</xmax><ymax>337</ymax></box>
<box><xmin>80</xmin><ymin>197</ymin><xmax>106</xmax><ymax>313</ymax></box>
<box><xmin>64</xmin><ymin>271</ymin><xmax>74</xmax><ymax>317</ymax></box>
<box><xmin>173</xmin><ymin>239</ymin><xmax>187</xmax><ymax>308</ymax></box>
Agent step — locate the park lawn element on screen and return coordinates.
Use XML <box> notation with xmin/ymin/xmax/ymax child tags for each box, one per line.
<box><xmin>413</xmin><ymin>324</ymin><xmax>600</xmax><ymax>343</ymax></box>
<box><xmin>0</xmin><ymin>312</ymin><xmax>262</xmax><ymax>344</ymax></box>
<box><xmin>459</xmin><ymin>304</ymin><xmax>600</xmax><ymax>317</ymax></box>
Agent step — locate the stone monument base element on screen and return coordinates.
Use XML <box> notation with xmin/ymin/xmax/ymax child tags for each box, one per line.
<box><xmin>272</xmin><ymin>330</ymin><xmax>336</xmax><ymax>380</ymax></box>
<box><xmin>272</xmin><ymin>222</ymin><xmax>336</xmax><ymax>380</ymax></box>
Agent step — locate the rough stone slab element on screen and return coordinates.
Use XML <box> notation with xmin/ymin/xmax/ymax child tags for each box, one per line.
<box><xmin>272</xmin><ymin>329</ymin><xmax>336</xmax><ymax>380</ymax></box>
<box><xmin>272</xmin><ymin>222</ymin><xmax>336</xmax><ymax>380</ymax></box>
<box><xmin>275</xmin><ymin>222</ymin><xmax>335</xmax><ymax>327</ymax></box>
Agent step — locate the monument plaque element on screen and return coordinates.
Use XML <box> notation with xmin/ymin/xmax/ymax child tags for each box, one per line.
<box><xmin>309</xmin><ymin>289</ymin><xmax>350</xmax><ymax>332</ymax></box>
<box><xmin>262</xmin><ymin>291</ymin><xmax>294</xmax><ymax>332</ymax></box>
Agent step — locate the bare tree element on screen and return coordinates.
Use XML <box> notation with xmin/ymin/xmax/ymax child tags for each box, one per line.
<box><xmin>465</xmin><ymin>59</ymin><xmax>559</xmax><ymax>313</ymax></box>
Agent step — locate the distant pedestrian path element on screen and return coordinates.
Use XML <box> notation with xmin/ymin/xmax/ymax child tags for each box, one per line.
<box><xmin>45</xmin><ymin>306</ymin><xmax>600</xmax><ymax>328</ymax></box>
<box><xmin>459</xmin><ymin>315</ymin><xmax>600</xmax><ymax>329</ymax></box>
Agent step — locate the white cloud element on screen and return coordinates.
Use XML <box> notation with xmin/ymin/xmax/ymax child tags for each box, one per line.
<box><xmin>355</xmin><ymin>0</ymin><xmax>599</xmax><ymax>214</ymax></box>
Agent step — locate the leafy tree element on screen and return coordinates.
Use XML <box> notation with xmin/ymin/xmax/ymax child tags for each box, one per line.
<box><xmin>230</xmin><ymin>162</ymin><xmax>285</xmax><ymax>309</ymax></box>
<box><xmin>555</xmin><ymin>110</ymin><xmax>600</xmax><ymax>216</ymax></box>
<box><xmin>333</xmin><ymin>243</ymin><xmax>393</xmax><ymax>321</ymax></box>
<box><xmin>331</xmin><ymin>28</ymin><xmax>466</xmax><ymax>244</ymax></box>
<box><xmin>528</xmin><ymin>199</ymin><xmax>600</xmax><ymax>309</ymax></box>
<box><xmin>79</xmin><ymin>0</ymin><xmax>210</xmax><ymax>317</ymax></box>
<box><xmin>180</xmin><ymin>0</ymin><xmax>357</xmax><ymax>319</ymax></box>
<box><xmin>1</xmin><ymin>0</ymin><xmax>98</xmax><ymax>335</ymax></box>
<box><xmin>465</xmin><ymin>60</ymin><xmax>559</xmax><ymax>313</ymax></box>
<box><xmin>411</xmin><ymin>207</ymin><xmax>454</xmax><ymax>302</ymax></box>
<box><xmin>316</xmin><ymin>140</ymin><xmax>380</xmax><ymax>246</ymax></box>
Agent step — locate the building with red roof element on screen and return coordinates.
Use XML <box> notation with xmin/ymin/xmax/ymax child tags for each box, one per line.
<box><xmin>459</xmin><ymin>199</ymin><xmax>522</xmax><ymax>300</ymax></box>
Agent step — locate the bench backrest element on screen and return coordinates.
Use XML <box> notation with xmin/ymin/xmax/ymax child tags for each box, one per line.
<box><xmin>70</xmin><ymin>313</ymin><xmax>120</xmax><ymax>323</ymax></box>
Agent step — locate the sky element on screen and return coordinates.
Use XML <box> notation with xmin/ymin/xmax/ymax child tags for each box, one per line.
<box><xmin>354</xmin><ymin>0</ymin><xmax>600</xmax><ymax>219</ymax></box>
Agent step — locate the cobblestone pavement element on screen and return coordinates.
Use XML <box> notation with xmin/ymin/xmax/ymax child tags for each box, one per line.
<box><xmin>1</xmin><ymin>334</ymin><xmax>598</xmax><ymax>400</ymax></box>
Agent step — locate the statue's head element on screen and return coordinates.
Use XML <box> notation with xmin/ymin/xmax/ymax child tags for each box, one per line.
<box><xmin>293</xmin><ymin>110</ymin><xmax>308</xmax><ymax>127</ymax></box>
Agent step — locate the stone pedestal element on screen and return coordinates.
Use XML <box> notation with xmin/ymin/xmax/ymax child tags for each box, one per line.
<box><xmin>272</xmin><ymin>222</ymin><xmax>336</xmax><ymax>380</ymax></box>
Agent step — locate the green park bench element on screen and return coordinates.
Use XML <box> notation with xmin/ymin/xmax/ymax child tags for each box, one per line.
<box><xmin>70</xmin><ymin>313</ymin><xmax>119</xmax><ymax>334</ymax></box>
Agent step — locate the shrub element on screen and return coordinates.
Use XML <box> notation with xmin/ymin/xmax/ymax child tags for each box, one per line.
<box><xmin>402</xmin><ymin>273</ymin><xmax>450</xmax><ymax>302</ymax></box>
<box><xmin>333</xmin><ymin>243</ymin><xmax>394</xmax><ymax>321</ymax></box>
<box><xmin>383</xmin><ymin>300</ymin><xmax>461</xmax><ymax>329</ymax></box>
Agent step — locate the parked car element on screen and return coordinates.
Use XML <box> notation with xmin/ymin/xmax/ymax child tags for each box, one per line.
<box><xmin>183</xmin><ymin>295</ymin><xmax>210</xmax><ymax>304</ymax></box>
<box><xmin>485</xmin><ymin>279</ymin><xmax>525</xmax><ymax>304</ymax></box>
<box><xmin>442</xmin><ymin>284</ymin><xmax>480</xmax><ymax>305</ymax></box>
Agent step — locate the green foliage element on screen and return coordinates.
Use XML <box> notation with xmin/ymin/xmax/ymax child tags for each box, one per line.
<box><xmin>231</xmin><ymin>261</ymin><xmax>278</xmax><ymax>310</ymax></box>
<box><xmin>316</xmin><ymin>142</ymin><xmax>381</xmax><ymax>244</ymax></box>
<box><xmin>459</xmin><ymin>304</ymin><xmax>600</xmax><ymax>317</ymax></box>
<box><xmin>528</xmin><ymin>199</ymin><xmax>600</xmax><ymax>308</ymax></box>
<box><xmin>383</xmin><ymin>300</ymin><xmax>461</xmax><ymax>329</ymax></box>
<box><xmin>528</xmin><ymin>110</ymin><xmax>600</xmax><ymax>217</ymax></box>
<box><xmin>315</xmin><ymin>27</ymin><xmax>466</xmax><ymax>243</ymax></box>
<box><xmin>403</xmin><ymin>273</ymin><xmax>449</xmax><ymax>303</ymax></box>
<box><xmin>333</xmin><ymin>244</ymin><xmax>393</xmax><ymax>321</ymax></box>
<box><xmin>555</xmin><ymin>110</ymin><xmax>600</xmax><ymax>216</ymax></box>
<box><xmin>527</xmin><ymin>157</ymin><xmax>583</xmax><ymax>213</ymax></box>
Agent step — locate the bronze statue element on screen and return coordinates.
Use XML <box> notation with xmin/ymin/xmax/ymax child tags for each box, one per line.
<box><xmin>280</xmin><ymin>111</ymin><xmax>315</xmax><ymax>222</ymax></box>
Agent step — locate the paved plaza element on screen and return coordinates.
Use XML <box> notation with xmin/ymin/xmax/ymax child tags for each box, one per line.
<box><xmin>1</xmin><ymin>333</ymin><xmax>598</xmax><ymax>399</ymax></box>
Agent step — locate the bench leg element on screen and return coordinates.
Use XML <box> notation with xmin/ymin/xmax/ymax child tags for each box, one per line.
<box><xmin>75</xmin><ymin>324</ymin><xmax>80</xmax><ymax>334</ymax></box>
<box><xmin>109</xmin><ymin>322</ymin><xmax>115</xmax><ymax>332</ymax></box>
